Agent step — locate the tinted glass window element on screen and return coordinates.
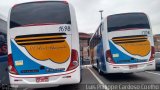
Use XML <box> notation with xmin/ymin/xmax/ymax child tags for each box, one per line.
<box><xmin>155</xmin><ymin>53</ymin><xmax>160</xmax><ymax>58</ymax></box>
<box><xmin>10</xmin><ymin>1</ymin><xmax>71</xmax><ymax>28</ymax></box>
<box><xmin>0</xmin><ymin>19</ymin><xmax>7</xmax><ymax>56</ymax></box>
<box><xmin>107</xmin><ymin>13</ymin><xmax>150</xmax><ymax>32</ymax></box>
<box><xmin>0</xmin><ymin>19</ymin><xmax>6</xmax><ymax>34</ymax></box>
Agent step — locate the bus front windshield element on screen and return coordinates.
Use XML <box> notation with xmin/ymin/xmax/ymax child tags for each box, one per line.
<box><xmin>10</xmin><ymin>1</ymin><xmax>71</xmax><ymax>28</ymax></box>
<box><xmin>107</xmin><ymin>13</ymin><xmax>150</xmax><ymax>32</ymax></box>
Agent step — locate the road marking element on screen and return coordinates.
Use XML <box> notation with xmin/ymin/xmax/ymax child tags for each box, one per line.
<box><xmin>81</xmin><ymin>65</ymin><xmax>92</xmax><ymax>69</ymax></box>
<box><xmin>146</xmin><ymin>71</ymin><xmax>160</xmax><ymax>76</ymax></box>
<box><xmin>88</xmin><ymin>68</ymin><xmax>109</xmax><ymax>90</ymax></box>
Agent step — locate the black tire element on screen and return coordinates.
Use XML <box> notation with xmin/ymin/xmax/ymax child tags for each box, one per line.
<box><xmin>97</xmin><ymin>61</ymin><xmax>103</xmax><ymax>75</ymax></box>
<box><xmin>80</xmin><ymin>69</ymin><xmax>82</xmax><ymax>83</ymax></box>
<box><xmin>156</xmin><ymin>67</ymin><xmax>160</xmax><ymax>71</ymax></box>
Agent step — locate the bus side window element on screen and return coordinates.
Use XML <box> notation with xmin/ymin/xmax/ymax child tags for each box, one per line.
<box><xmin>97</xmin><ymin>28</ymin><xmax>100</xmax><ymax>44</ymax></box>
<box><xmin>95</xmin><ymin>32</ymin><xmax>98</xmax><ymax>46</ymax></box>
<box><xmin>93</xmin><ymin>34</ymin><xmax>96</xmax><ymax>48</ymax></box>
<box><xmin>98</xmin><ymin>24</ymin><xmax>102</xmax><ymax>42</ymax></box>
<box><xmin>100</xmin><ymin>24</ymin><xmax>102</xmax><ymax>37</ymax></box>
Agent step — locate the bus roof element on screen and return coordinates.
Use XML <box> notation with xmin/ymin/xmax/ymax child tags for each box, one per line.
<box><xmin>12</xmin><ymin>0</ymin><xmax>69</xmax><ymax>8</ymax></box>
<box><xmin>105</xmin><ymin>12</ymin><xmax>147</xmax><ymax>20</ymax></box>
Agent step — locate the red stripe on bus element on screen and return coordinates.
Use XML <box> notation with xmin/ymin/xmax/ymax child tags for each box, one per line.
<box><xmin>10</xmin><ymin>70</ymin><xmax>76</xmax><ymax>78</ymax></box>
<box><xmin>109</xmin><ymin>61</ymin><xmax>154</xmax><ymax>66</ymax></box>
<box><xmin>110</xmin><ymin>28</ymin><xmax>145</xmax><ymax>32</ymax></box>
<box><xmin>17</xmin><ymin>23</ymin><xmax>60</xmax><ymax>27</ymax></box>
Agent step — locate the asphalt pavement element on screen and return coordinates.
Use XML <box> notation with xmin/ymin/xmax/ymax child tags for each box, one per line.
<box><xmin>36</xmin><ymin>65</ymin><xmax>160</xmax><ymax>90</ymax></box>
<box><xmin>1</xmin><ymin>62</ymin><xmax>160</xmax><ymax>90</ymax></box>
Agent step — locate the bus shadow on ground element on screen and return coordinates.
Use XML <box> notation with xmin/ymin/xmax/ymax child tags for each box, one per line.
<box><xmin>92</xmin><ymin>67</ymin><xmax>148</xmax><ymax>83</ymax></box>
<box><xmin>156</xmin><ymin>68</ymin><xmax>160</xmax><ymax>71</ymax></box>
<box><xmin>36</xmin><ymin>84</ymin><xmax>82</xmax><ymax>90</ymax></box>
<box><xmin>101</xmin><ymin>73</ymin><xmax>148</xmax><ymax>83</ymax></box>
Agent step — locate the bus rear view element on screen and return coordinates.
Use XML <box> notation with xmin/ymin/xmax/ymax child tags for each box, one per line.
<box><xmin>107</xmin><ymin>13</ymin><xmax>155</xmax><ymax>73</ymax></box>
<box><xmin>8</xmin><ymin>1</ymin><xmax>80</xmax><ymax>88</ymax></box>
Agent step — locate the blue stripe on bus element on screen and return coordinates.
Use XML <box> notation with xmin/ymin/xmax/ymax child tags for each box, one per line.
<box><xmin>109</xmin><ymin>41</ymin><xmax>147</xmax><ymax>64</ymax></box>
<box><xmin>97</xmin><ymin>40</ymin><xmax>106</xmax><ymax>72</ymax></box>
<box><xmin>11</xmin><ymin>41</ymin><xmax>64</xmax><ymax>75</ymax></box>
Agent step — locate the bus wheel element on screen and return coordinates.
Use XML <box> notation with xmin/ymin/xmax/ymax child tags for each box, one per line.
<box><xmin>80</xmin><ymin>69</ymin><xmax>82</xmax><ymax>83</ymax></box>
<box><xmin>97</xmin><ymin>62</ymin><xmax>103</xmax><ymax>75</ymax></box>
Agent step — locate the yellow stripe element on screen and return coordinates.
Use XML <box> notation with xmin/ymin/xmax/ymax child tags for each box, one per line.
<box><xmin>17</xmin><ymin>39</ymin><xmax>64</xmax><ymax>44</ymax></box>
<box><xmin>15</xmin><ymin>35</ymin><xmax>62</xmax><ymax>41</ymax></box>
<box><xmin>112</xmin><ymin>37</ymin><xmax>146</xmax><ymax>41</ymax></box>
<box><xmin>113</xmin><ymin>39</ymin><xmax>147</xmax><ymax>42</ymax></box>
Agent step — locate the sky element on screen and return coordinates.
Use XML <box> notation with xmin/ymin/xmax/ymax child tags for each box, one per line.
<box><xmin>0</xmin><ymin>0</ymin><xmax>160</xmax><ymax>34</ymax></box>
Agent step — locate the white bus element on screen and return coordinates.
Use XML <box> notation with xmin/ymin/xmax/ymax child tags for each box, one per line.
<box><xmin>8</xmin><ymin>1</ymin><xmax>80</xmax><ymax>88</ymax></box>
<box><xmin>89</xmin><ymin>12</ymin><xmax>155</xmax><ymax>74</ymax></box>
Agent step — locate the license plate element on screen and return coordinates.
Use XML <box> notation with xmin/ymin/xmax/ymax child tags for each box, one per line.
<box><xmin>36</xmin><ymin>77</ymin><xmax>49</xmax><ymax>83</ymax></box>
<box><xmin>129</xmin><ymin>65</ymin><xmax>137</xmax><ymax>69</ymax></box>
